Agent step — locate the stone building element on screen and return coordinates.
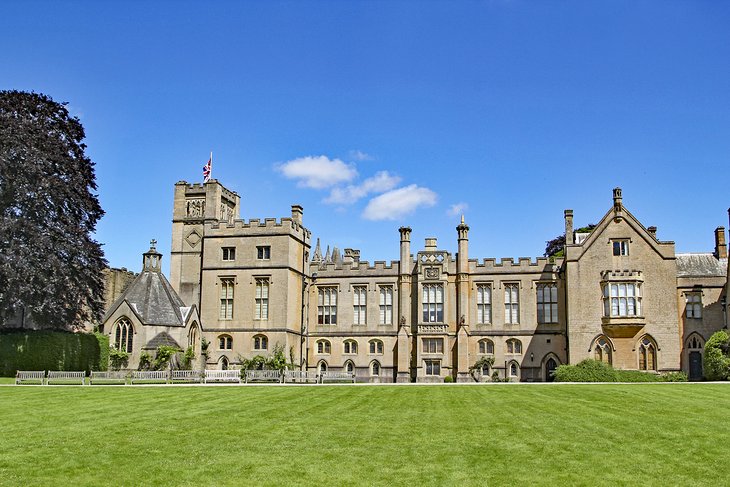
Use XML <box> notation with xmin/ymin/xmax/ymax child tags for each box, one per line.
<box><xmin>103</xmin><ymin>178</ymin><xmax>729</xmax><ymax>380</ymax></box>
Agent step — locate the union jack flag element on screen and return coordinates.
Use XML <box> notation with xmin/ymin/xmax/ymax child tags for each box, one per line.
<box><xmin>203</xmin><ymin>153</ymin><xmax>212</xmax><ymax>182</ymax></box>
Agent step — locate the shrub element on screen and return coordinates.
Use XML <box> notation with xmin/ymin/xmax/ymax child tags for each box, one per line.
<box><xmin>554</xmin><ymin>359</ymin><xmax>688</xmax><ymax>382</ymax></box>
<box><xmin>179</xmin><ymin>346</ymin><xmax>195</xmax><ymax>370</ymax></box>
<box><xmin>704</xmin><ymin>330</ymin><xmax>730</xmax><ymax>381</ymax></box>
<box><xmin>443</xmin><ymin>375</ymin><xmax>454</xmax><ymax>383</ymax></box>
<box><xmin>109</xmin><ymin>348</ymin><xmax>129</xmax><ymax>370</ymax></box>
<box><xmin>137</xmin><ymin>351</ymin><xmax>152</xmax><ymax>371</ymax></box>
<box><xmin>153</xmin><ymin>346</ymin><xmax>179</xmax><ymax>370</ymax></box>
<box><xmin>0</xmin><ymin>329</ymin><xmax>106</xmax><ymax>375</ymax></box>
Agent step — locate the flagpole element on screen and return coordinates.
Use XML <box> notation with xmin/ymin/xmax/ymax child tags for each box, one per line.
<box><xmin>210</xmin><ymin>151</ymin><xmax>213</xmax><ymax>180</ymax></box>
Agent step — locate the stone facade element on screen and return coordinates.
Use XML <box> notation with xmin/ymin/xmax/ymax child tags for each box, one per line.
<box><xmin>104</xmin><ymin>178</ymin><xmax>729</xmax><ymax>380</ymax></box>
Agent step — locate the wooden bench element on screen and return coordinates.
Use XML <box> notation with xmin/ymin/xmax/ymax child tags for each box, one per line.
<box><xmin>245</xmin><ymin>370</ymin><xmax>282</xmax><ymax>384</ymax></box>
<box><xmin>131</xmin><ymin>370</ymin><xmax>169</xmax><ymax>384</ymax></box>
<box><xmin>47</xmin><ymin>371</ymin><xmax>86</xmax><ymax>385</ymax></box>
<box><xmin>90</xmin><ymin>371</ymin><xmax>128</xmax><ymax>385</ymax></box>
<box><xmin>320</xmin><ymin>371</ymin><xmax>355</xmax><ymax>384</ymax></box>
<box><xmin>283</xmin><ymin>370</ymin><xmax>319</xmax><ymax>384</ymax></box>
<box><xmin>15</xmin><ymin>371</ymin><xmax>45</xmax><ymax>385</ymax></box>
<box><xmin>204</xmin><ymin>369</ymin><xmax>241</xmax><ymax>384</ymax></box>
<box><xmin>171</xmin><ymin>370</ymin><xmax>203</xmax><ymax>383</ymax></box>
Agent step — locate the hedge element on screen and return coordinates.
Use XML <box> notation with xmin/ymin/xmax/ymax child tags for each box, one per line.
<box><xmin>554</xmin><ymin>359</ymin><xmax>687</xmax><ymax>382</ymax></box>
<box><xmin>0</xmin><ymin>329</ymin><xmax>108</xmax><ymax>376</ymax></box>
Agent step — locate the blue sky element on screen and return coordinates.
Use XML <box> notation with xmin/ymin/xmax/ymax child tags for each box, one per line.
<box><xmin>2</xmin><ymin>1</ymin><xmax>729</xmax><ymax>274</ymax></box>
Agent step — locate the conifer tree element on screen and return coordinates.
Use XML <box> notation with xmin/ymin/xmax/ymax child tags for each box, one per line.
<box><xmin>0</xmin><ymin>90</ymin><xmax>106</xmax><ymax>329</ymax></box>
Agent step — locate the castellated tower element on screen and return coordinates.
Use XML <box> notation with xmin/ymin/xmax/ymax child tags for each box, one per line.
<box><xmin>170</xmin><ymin>180</ymin><xmax>241</xmax><ymax>307</ymax></box>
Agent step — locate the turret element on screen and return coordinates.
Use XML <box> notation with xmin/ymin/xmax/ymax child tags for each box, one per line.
<box><xmin>143</xmin><ymin>239</ymin><xmax>162</xmax><ymax>272</ymax></box>
<box><xmin>715</xmin><ymin>226</ymin><xmax>727</xmax><ymax>260</ymax></box>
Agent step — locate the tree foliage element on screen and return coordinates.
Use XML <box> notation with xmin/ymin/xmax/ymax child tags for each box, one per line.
<box><xmin>703</xmin><ymin>330</ymin><xmax>730</xmax><ymax>381</ymax></box>
<box><xmin>0</xmin><ymin>90</ymin><xmax>106</xmax><ymax>329</ymax></box>
<box><xmin>544</xmin><ymin>224</ymin><xmax>596</xmax><ymax>257</ymax></box>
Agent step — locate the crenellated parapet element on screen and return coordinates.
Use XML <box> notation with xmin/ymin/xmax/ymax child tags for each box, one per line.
<box><xmin>204</xmin><ymin>216</ymin><xmax>311</xmax><ymax>241</ymax></box>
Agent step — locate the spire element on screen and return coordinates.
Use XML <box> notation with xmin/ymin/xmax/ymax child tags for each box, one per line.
<box><xmin>461</xmin><ymin>214</ymin><xmax>465</xmax><ymax>225</ymax></box>
<box><xmin>324</xmin><ymin>245</ymin><xmax>331</xmax><ymax>263</ymax></box>
<box><xmin>312</xmin><ymin>238</ymin><xmax>322</xmax><ymax>262</ymax></box>
<box><xmin>332</xmin><ymin>246</ymin><xmax>342</xmax><ymax>265</ymax></box>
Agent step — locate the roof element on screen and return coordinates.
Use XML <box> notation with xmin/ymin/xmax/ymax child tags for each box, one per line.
<box><xmin>676</xmin><ymin>253</ymin><xmax>728</xmax><ymax>278</ymax></box>
<box><xmin>103</xmin><ymin>270</ymin><xmax>191</xmax><ymax>327</ymax></box>
<box><xmin>144</xmin><ymin>332</ymin><xmax>182</xmax><ymax>349</ymax></box>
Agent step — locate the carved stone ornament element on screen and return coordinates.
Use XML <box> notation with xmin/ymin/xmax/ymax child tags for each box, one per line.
<box><xmin>185</xmin><ymin>230</ymin><xmax>202</xmax><ymax>248</ymax></box>
<box><xmin>425</xmin><ymin>267</ymin><xmax>440</xmax><ymax>279</ymax></box>
<box><xmin>400</xmin><ymin>316</ymin><xmax>406</xmax><ymax>325</ymax></box>
<box><xmin>186</xmin><ymin>198</ymin><xmax>205</xmax><ymax>218</ymax></box>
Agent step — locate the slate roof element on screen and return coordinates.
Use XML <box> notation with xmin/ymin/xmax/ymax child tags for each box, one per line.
<box><xmin>145</xmin><ymin>332</ymin><xmax>182</xmax><ymax>349</ymax></box>
<box><xmin>103</xmin><ymin>270</ymin><xmax>191</xmax><ymax>327</ymax></box>
<box><xmin>676</xmin><ymin>253</ymin><xmax>728</xmax><ymax>278</ymax></box>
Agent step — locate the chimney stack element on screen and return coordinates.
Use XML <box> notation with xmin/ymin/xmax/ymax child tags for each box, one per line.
<box><xmin>291</xmin><ymin>205</ymin><xmax>303</xmax><ymax>225</ymax></box>
<box><xmin>716</xmin><ymin>226</ymin><xmax>727</xmax><ymax>260</ymax></box>
<box><xmin>613</xmin><ymin>187</ymin><xmax>623</xmax><ymax>212</ymax></box>
<box><xmin>648</xmin><ymin>226</ymin><xmax>657</xmax><ymax>240</ymax></box>
<box><xmin>564</xmin><ymin>210</ymin><xmax>574</xmax><ymax>245</ymax></box>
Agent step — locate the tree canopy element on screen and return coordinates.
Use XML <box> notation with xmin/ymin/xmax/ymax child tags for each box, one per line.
<box><xmin>544</xmin><ymin>224</ymin><xmax>596</xmax><ymax>257</ymax></box>
<box><xmin>703</xmin><ymin>330</ymin><xmax>730</xmax><ymax>381</ymax></box>
<box><xmin>0</xmin><ymin>90</ymin><xmax>106</xmax><ymax>329</ymax></box>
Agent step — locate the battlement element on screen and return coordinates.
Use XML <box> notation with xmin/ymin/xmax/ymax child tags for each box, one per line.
<box><xmin>473</xmin><ymin>256</ymin><xmax>557</xmax><ymax>271</ymax></box>
<box><xmin>205</xmin><ymin>216</ymin><xmax>311</xmax><ymax>240</ymax></box>
<box><xmin>176</xmin><ymin>179</ymin><xmax>239</xmax><ymax>200</ymax></box>
<box><xmin>310</xmin><ymin>259</ymin><xmax>401</xmax><ymax>275</ymax></box>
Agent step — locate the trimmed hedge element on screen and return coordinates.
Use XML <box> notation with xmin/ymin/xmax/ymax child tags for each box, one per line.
<box><xmin>0</xmin><ymin>329</ymin><xmax>108</xmax><ymax>376</ymax></box>
<box><xmin>554</xmin><ymin>359</ymin><xmax>687</xmax><ymax>382</ymax></box>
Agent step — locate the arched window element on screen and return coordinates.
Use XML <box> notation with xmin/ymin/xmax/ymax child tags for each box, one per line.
<box><xmin>369</xmin><ymin>339</ymin><xmax>384</xmax><ymax>354</ymax></box>
<box><xmin>219</xmin><ymin>356</ymin><xmax>229</xmax><ymax>370</ymax></box>
<box><xmin>371</xmin><ymin>361</ymin><xmax>381</xmax><ymax>376</ymax></box>
<box><xmin>478</xmin><ymin>339</ymin><xmax>494</xmax><ymax>355</ymax></box>
<box><xmin>344</xmin><ymin>339</ymin><xmax>358</xmax><ymax>354</ymax></box>
<box><xmin>686</xmin><ymin>334</ymin><xmax>703</xmax><ymax>350</ymax></box>
<box><xmin>594</xmin><ymin>336</ymin><xmax>612</xmax><ymax>365</ymax></box>
<box><xmin>506</xmin><ymin>338</ymin><xmax>522</xmax><ymax>354</ymax></box>
<box><xmin>638</xmin><ymin>337</ymin><xmax>657</xmax><ymax>371</ymax></box>
<box><xmin>253</xmin><ymin>334</ymin><xmax>268</xmax><ymax>350</ymax></box>
<box><xmin>344</xmin><ymin>360</ymin><xmax>355</xmax><ymax>374</ymax></box>
<box><xmin>317</xmin><ymin>339</ymin><xmax>331</xmax><ymax>354</ymax></box>
<box><xmin>218</xmin><ymin>334</ymin><xmax>233</xmax><ymax>350</ymax></box>
<box><xmin>318</xmin><ymin>360</ymin><xmax>328</xmax><ymax>374</ymax></box>
<box><xmin>114</xmin><ymin>318</ymin><xmax>134</xmax><ymax>353</ymax></box>
<box><xmin>188</xmin><ymin>322</ymin><xmax>199</xmax><ymax>350</ymax></box>
<box><xmin>509</xmin><ymin>361</ymin><xmax>519</xmax><ymax>378</ymax></box>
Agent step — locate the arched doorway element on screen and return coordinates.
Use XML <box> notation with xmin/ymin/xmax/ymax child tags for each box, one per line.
<box><xmin>686</xmin><ymin>334</ymin><xmax>704</xmax><ymax>380</ymax></box>
<box><xmin>545</xmin><ymin>358</ymin><xmax>558</xmax><ymax>382</ymax></box>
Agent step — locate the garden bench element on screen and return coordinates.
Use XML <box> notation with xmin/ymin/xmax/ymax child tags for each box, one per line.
<box><xmin>204</xmin><ymin>369</ymin><xmax>241</xmax><ymax>384</ymax></box>
<box><xmin>244</xmin><ymin>369</ymin><xmax>282</xmax><ymax>384</ymax></box>
<box><xmin>283</xmin><ymin>370</ymin><xmax>319</xmax><ymax>384</ymax></box>
<box><xmin>320</xmin><ymin>371</ymin><xmax>356</xmax><ymax>384</ymax></box>
<box><xmin>90</xmin><ymin>371</ymin><xmax>128</xmax><ymax>385</ymax></box>
<box><xmin>47</xmin><ymin>371</ymin><xmax>86</xmax><ymax>385</ymax></box>
<box><xmin>15</xmin><ymin>371</ymin><xmax>45</xmax><ymax>385</ymax></box>
<box><xmin>131</xmin><ymin>370</ymin><xmax>169</xmax><ymax>384</ymax></box>
<box><xmin>171</xmin><ymin>370</ymin><xmax>203</xmax><ymax>383</ymax></box>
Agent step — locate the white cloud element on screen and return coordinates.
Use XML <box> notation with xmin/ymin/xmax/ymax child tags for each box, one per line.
<box><xmin>363</xmin><ymin>185</ymin><xmax>438</xmax><ymax>221</ymax></box>
<box><xmin>448</xmin><ymin>202</ymin><xmax>469</xmax><ymax>217</ymax></box>
<box><xmin>349</xmin><ymin>150</ymin><xmax>374</xmax><ymax>161</ymax></box>
<box><xmin>324</xmin><ymin>171</ymin><xmax>401</xmax><ymax>205</ymax></box>
<box><xmin>276</xmin><ymin>155</ymin><xmax>357</xmax><ymax>189</ymax></box>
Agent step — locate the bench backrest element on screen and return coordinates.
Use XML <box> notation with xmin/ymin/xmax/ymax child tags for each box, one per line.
<box><xmin>132</xmin><ymin>371</ymin><xmax>168</xmax><ymax>379</ymax></box>
<box><xmin>246</xmin><ymin>370</ymin><xmax>281</xmax><ymax>380</ymax></box>
<box><xmin>205</xmin><ymin>370</ymin><xmax>240</xmax><ymax>379</ymax></box>
<box><xmin>322</xmin><ymin>372</ymin><xmax>355</xmax><ymax>381</ymax></box>
<box><xmin>171</xmin><ymin>370</ymin><xmax>202</xmax><ymax>380</ymax></box>
<box><xmin>48</xmin><ymin>371</ymin><xmax>85</xmax><ymax>378</ymax></box>
<box><xmin>17</xmin><ymin>371</ymin><xmax>45</xmax><ymax>379</ymax></box>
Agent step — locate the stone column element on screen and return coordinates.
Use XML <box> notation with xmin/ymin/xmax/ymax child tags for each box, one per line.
<box><xmin>397</xmin><ymin>227</ymin><xmax>412</xmax><ymax>382</ymax></box>
<box><xmin>456</xmin><ymin>216</ymin><xmax>471</xmax><ymax>382</ymax></box>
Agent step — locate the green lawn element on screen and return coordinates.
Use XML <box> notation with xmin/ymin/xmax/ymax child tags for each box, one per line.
<box><xmin>0</xmin><ymin>384</ymin><xmax>728</xmax><ymax>486</ymax></box>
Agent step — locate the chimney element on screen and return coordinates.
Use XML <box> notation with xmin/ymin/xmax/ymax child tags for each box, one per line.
<box><xmin>564</xmin><ymin>210</ymin><xmax>574</xmax><ymax>245</ymax></box>
<box><xmin>343</xmin><ymin>248</ymin><xmax>360</xmax><ymax>265</ymax></box>
<box><xmin>425</xmin><ymin>237</ymin><xmax>438</xmax><ymax>250</ymax></box>
<box><xmin>648</xmin><ymin>226</ymin><xmax>657</xmax><ymax>240</ymax></box>
<box><xmin>291</xmin><ymin>205</ymin><xmax>303</xmax><ymax>224</ymax></box>
<box><xmin>613</xmin><ymin>187</ymin><xmax>623</xmax><ymax>212</ymax></box>
<box><xmin>716</xmin><ymin>226</ymin><xmax>727</xmax><ymax>259</ymax></box>
<box><xmin>399</xmin><ymin>226</ymin><xmax>412</xmax><ymax>275</ymax></box>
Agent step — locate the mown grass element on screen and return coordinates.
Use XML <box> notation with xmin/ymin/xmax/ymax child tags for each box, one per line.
<box><xmin>0</xmin><ymin>384</ymin><xmax>728</xmax><ymax>486</ymax></box>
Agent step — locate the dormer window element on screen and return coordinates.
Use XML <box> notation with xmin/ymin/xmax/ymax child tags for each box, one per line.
<box><xmin>612</xmin><ymin>240</ymin><xmax>629</xmax><ymax>256</ymax></box>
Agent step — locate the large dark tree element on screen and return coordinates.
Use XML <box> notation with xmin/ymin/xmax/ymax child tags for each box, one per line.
<box><xmin>0</xmin><ymin>90</ymin><xmax>106</xmax><ymax>329</ymax></box>
<box><xmin>544</xmin><ymin>224</ymin><xmax>597</xmax><ymax>257</ymax></box>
